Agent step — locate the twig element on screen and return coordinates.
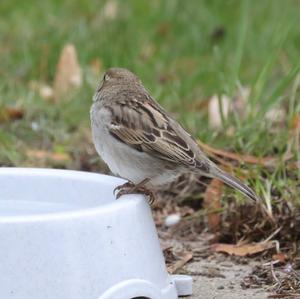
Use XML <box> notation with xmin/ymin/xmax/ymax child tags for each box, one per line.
<box><xmin>167</xmin><ymin>252</ymin><xmax>193</xmax><ymax>274</ymax></box>
<box><xmin>264</xmin><ymin>227</ymin><xmax>282</xmax><ymax>242</ymax></box>
<box><xmin>270</xmin><ymin>261</ymin><xmax>280</xmax><ymax>284</ymax></box>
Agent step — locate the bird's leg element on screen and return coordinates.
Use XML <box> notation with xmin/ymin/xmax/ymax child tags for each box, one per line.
<box><xmin>114</xmin><ymin>178</ymin><xmax>156</xmax><ymax>205</ymax></box>
<box><xmin>113</xmin><ymin>178</ymin><xmax>149</xmax><ymax>195</ymax></box>
<box><xmin>128</xmin><ymin>178</ymin><xmax>150</xmax><ymax>192</ymax></box>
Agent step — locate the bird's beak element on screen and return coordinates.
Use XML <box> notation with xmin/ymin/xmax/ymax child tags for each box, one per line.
<box><xmin>93</xmin><ymin>80</ymin><xmax>104</xmax><ymax>102</ymax></box>
<box><xmin>98</xmin><ymin>79</ymin><xmax>104</xmax><ymax>92</ymax></box>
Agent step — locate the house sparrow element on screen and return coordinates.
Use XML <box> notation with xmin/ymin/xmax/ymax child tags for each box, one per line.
<box><xmin>90</xmin><ymin>68</ymin><xmax>259</xmax><ymax>202</ymax></box>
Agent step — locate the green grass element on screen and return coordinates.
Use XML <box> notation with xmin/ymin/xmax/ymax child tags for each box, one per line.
<box><xmin>0</xmin><ymin>0</ymin><xmax>299</xmax><ymax>203</ymax></box>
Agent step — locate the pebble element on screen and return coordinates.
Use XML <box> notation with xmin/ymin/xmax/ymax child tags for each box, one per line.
<box><xmin>164</xmin><ymin>214</ymin><xmax>181</xmax><ymax>227</ymax></box>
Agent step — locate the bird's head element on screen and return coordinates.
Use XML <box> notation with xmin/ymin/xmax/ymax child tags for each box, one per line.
<box><xmin>103</xmin><ymin>68</ymin><xmax>139</xmax><ymax>83</ymax></box>
<box><xmin>93</xmin><ymin>68</ymin><xmax>141</xmax><ymax>102</ymax></box>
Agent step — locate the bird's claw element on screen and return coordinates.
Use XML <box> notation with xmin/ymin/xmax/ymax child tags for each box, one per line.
<box><xmin>143</xmin><ymin>188</ymin><xmax>156</xmax><ymax>205</ymax></box>
<box><xmin>114</xmin><ymin>180</ymin><xmax>156</xmax><ymax>205</ymax></box>
<box><xmin>113</xmin><ymin>181</ymin><xmax>134</xmax><ymax>195</ymax></box>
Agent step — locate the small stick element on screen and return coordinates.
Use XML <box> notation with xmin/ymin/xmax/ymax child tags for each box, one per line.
<box><xmin>167</xmin><ymin>252</ymin><xmax>193</xmax><ymax>274</ymax></box>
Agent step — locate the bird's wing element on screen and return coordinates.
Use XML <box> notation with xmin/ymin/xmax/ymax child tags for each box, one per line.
<box><xmin>105</xmin><ymin>94</ymin><xmax>209</xmax><ymax>172</ymax></box>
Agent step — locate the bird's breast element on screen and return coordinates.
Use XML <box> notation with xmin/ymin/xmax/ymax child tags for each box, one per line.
<box><xmin>91</xmin><ymin>105</ymin><xmax>180</xmax><ymax>186</ymax></box>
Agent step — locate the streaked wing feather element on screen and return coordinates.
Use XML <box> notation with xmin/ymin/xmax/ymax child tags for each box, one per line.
<box><xmin>105</xmin><ymin>96</ymin><xmax>200</xmax><ymax>168</ymax></box>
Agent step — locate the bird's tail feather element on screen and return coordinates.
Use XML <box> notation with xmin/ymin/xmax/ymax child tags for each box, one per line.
<box><xmin>212</xmin><ymin>168</ymin><xmax>259</xmax><ymax>202</ymax></box>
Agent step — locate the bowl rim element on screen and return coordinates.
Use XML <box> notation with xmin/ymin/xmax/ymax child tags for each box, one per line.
<box><xmin>0</xmin><ymin>167</ymin><xmax>144</xmax><ymax>223</ymax></box>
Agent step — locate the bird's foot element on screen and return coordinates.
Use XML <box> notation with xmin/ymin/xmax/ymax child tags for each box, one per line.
<box><xmin>113</xmin><ymin>181</ymin><xmax>134</xmax><ymax>195</ymax></box>
<box><xmin>114</xmin><ymin>178</ymin><xmax>156</xmax><ymax>205</ymax></box>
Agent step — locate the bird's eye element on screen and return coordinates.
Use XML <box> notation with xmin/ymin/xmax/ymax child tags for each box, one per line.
<box><xmin>103</xmin><ymin>74</ymin><xmax>110</xmax><ymax>81</ymax></box>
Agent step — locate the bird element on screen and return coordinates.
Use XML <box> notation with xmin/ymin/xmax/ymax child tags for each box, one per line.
<box><xmin>90</xmin><ymin>67</ymin><xmax>259</xmax><ymax>203</ymax></box>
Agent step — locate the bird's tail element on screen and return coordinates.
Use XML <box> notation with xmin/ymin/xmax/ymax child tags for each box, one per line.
<box><xmin>211</xmin><ymin>167</ymin><xmax>259</xmax><ymax>202</ymax></box>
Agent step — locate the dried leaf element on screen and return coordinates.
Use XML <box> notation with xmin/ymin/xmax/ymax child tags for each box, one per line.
<box><xmin>211</xmin><ymin>241</ymin><xmax>275</xmax><ymax>256</ymax></box>
<box><xmin>203</xmin><ymin>179</ymin><xmax>223</xmax><ymax>234</ymax></box>
<box><xmin>0</xmin><ymin>106</ymin><xmax>24</xmax><ymax>123</ymax></box>
<box><xmin>272</xmin><ymin>253</ymin><xmax>287</xmax><ymax>264</ymax></box>
<box><xmin>197</xmin><ymin>139</ymin><xmax>291</xmax><ymax>167</ymax></box>
<box><xmin>53</xmin><ymin>44</ymin><xmax>82</xmax><ymax>99</ymax></box>
<box><xmin>26</xmin><ymin>150</ymin><xmax>71</xmax><ymax>162</ymax></box>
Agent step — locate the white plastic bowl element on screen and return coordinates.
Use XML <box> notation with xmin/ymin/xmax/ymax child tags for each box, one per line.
<box><xmin>0</xmin><ymin>168</ymin><xmax>192</xmax><ymax>299</ymax></box>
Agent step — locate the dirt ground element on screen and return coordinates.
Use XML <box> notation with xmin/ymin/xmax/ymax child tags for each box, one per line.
<box><xmin>161</xmin><ymin>235</ymin><xmax>270</xmax><ymax>298</ymax></box>
<box><xmin>184</xmin><ymin>258</ymin><xmax>267</xmax><ymax>299</ymax></box>
<box><xmin>153</xmin><ymin>192</ymin><xmax>300</xmax><ymax>299</ymax></box>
